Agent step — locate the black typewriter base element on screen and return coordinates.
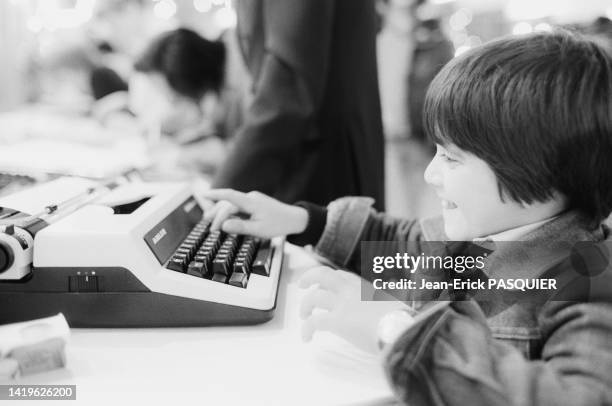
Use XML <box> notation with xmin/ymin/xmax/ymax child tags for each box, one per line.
<box><xmin>0</xmin><ymin>264</ymin><xmax>280</xmax><ymax>327</ymax></box>
<box><xmin>0</xmin><ymin>291</ymin><xmax>276</xmax><ymax>327</ymax></box>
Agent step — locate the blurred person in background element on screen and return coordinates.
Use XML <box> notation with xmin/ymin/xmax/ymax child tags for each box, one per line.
<box><xmin>86</xmin><ymin>0</ymin><xmax>168</xmax><ymax>127</ymax></box>
<box><xmin>130</xmin><ymin>28</ymin><xmax>244</xmax><ymax>174</ymax></box>
<box><xmin>377</xmin><ymin>0</ymin><xmax>453</xmax><ymax>147</ymax></box>
<box><xmin>26</xmin><ymin>0</ymin><xmax>163</xmax><ymax>124</ymax></box>
<box><xmin>408</xmin><ymin>18</ymin><xmax>454</xmax><ymax>145</ymax></box>
<box><xmin>28</xmin><ymin>33</ymin><xmax>132</xmax><ymax>124</ymax></box>
<box><xmin>377</xmin><ymin>0</ymin><xmax>452</xmax><ymax>219</ymax></box>
<box><xmin>88</xmin><ymin>0</ymin><xmax>163</xmax><ymax>79</ymax></box>
<box><xmin>211</xmin><ymin>0</ymin><xmax>386</xmax><ymax>210</ymax></box>
<box><xmin>30</xmin><ymin>35</ymin><xmax>103</xmax><ymax>111</ymax></box>
<box><xmin>377</xmin><ymin>0</ymin><xmax>421</xmax><ymax>141</ymax></box>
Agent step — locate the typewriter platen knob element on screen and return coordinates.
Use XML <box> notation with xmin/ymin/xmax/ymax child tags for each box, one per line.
<box><xmin>0</xmin><ymin>241</ymin><xmax>14</xmax><ymax>274</ymax></box>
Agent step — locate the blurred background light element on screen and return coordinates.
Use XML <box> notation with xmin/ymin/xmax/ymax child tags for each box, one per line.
<box><xmin>153</xmin><ymin>0</ymin><xmax>177</xmax><ymax>20</ymax></box>
<box><xmin>193</xmin><ymin>0</ymin><xmax>212</xmax><ymax>13</ymax></box>
<box><xmin>454</xmin><ymin>45</ymin><xmax>471</xmax><ymax>56</ymax></box>
<box><xmin>505</xmin><ymin>0</ymin><xmax>554</xmax><ymax>20</ymax></box>
<box><xmin>512</xmin><ymin>21</ymin><xmax>533</xmax><ymax>34</ymax></box>
<box><xmin>534</xmin><ymin>22</ymin><xmax>553</xmax><ymax>31</ymax></box>
<box><xmin>449</xmin><ymin>8</ymin><xmax>473</xmax><ymax>30</ymax></box>
<box><xmin>23</xmin><ymin>0</ymin><xmax>95</xmax><ymax>32</ymax></box>
<box><xmin>214</xmin><ymin>6</ymin><xmax>237</xmax><ymax>30</ymax></box>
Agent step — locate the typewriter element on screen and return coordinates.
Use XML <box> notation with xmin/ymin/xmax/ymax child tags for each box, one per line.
<box><xmin>0</xmin><ymin>177</ymin><xmax>283</xmax><ymax>327</ymax></box>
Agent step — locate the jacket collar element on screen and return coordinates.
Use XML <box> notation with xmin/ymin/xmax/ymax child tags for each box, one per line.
<box><xmin>420</xmin><ymin>211</ymin><xmax>608</xmax><ymax>280</ymax></box>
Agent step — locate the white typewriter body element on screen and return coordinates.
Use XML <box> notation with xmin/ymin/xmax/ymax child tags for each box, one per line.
<box><xmin>0</xmin><ymin>178</ymin><xmax>283</xmax><ymax>326</ymax></box>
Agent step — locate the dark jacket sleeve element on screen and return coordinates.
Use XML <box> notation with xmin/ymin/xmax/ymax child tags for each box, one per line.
<box><xmin>314</xmin><ymin>197</ymin><xmax>429</xmax><ymax>272</ymax></box>
<box><xmin>384</xmin><ymin>299</ymin><xmax>612</xmax><ymax>406</ymax></box>
<box><xmin>212</xmin><ymin>0</ymin><xmax>334</xmax><ymax>196</ymax></box>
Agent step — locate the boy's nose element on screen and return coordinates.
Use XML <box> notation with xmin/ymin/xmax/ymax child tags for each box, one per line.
<box><xmin>424</xmin><ymin>157</ymin><xmax>442</xmax><ymax>187</ymax></box>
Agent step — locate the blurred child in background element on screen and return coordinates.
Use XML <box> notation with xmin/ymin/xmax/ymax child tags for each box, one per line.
<box><xmin>130</xmin><ymin>28</ymin><xmax>244</xmax><ymax>174</ymax></box>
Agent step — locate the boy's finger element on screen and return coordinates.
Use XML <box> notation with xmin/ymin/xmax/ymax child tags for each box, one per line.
<box><xmin>203</xmin><ymin>202</ymin><xmax>221</xmax><ymax>221</ymax></box>
<box><xmin>301</xmin><ymin>313</ymin><xmax>332</xmax><ymax>342</ymax></box>
<box><xmin>202</xmin><ymin>189</ymin><xmax>255</xmax><ymax>212</ymax></box>
<box><xmin>221</xmin><ymin>218</ymin><xmax>260</xmax><ymax>236</ymax></box>
<box><xmin>200</xmin><ymin>197</ymin><xmax>215</xmax><ymax>211</ymax></box>
<box><xmin>299</xmin><ymin>266</ymin><xmax>341</xmax><ymax>291</ymax></box>
<box><xmin>210</xmin><ymin>202</ymin><xmax>237</xmax><ymax>231</ymax></box>
<box><xmin>299</xmin><ymin>289</ymin><xmax>336</xmax><ymax>319</ymax></box>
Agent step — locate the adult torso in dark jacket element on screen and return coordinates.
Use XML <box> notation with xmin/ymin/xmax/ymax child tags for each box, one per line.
<box><xmin>213</xmin><ymin>0</ymin><xmax>385</xmax><ymax>210</ymax></box>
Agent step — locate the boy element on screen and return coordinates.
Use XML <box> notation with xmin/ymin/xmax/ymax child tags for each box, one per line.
<box><xmin>203</xmin><ymin>30</ymin><xmax>612</xmax><ymax>405</ymax></box>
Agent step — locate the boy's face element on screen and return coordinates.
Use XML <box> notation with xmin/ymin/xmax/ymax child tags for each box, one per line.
<box><xmin>424</xmin><ymin>144</ymin><xmax>556</xmax><ymax>240</ymax></box>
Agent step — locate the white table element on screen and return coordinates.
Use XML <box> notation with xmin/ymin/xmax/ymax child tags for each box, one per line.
<box><xmin>11</xmin><ymin>245</ymin><xmax>395</xmax><ymax>406</ymax></box>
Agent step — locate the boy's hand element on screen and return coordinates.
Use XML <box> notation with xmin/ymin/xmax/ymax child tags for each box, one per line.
<box><xmin>202</xmin><ymin>189</ymin><xmax>309</xmax><ymax>239</ymax></box>
<box><xmin>299</xmin><ymin>266</ymin><xmax>411</xmax><ymax>354</ymax></box>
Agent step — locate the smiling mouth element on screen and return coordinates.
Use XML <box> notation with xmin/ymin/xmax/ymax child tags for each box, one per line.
<box><xmin>441</xmin><ymin>199</ymin><xmax>458</xmax><ymax>210</ymax></box>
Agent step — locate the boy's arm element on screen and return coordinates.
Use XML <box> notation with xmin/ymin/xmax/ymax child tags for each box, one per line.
<box><xmin>310</xmin><ymin>197</ymin><xmax>428</xmax><ymax>271</ymax></box>
<box><xmin>202</xmin><ymin>192</ymin><xmax>434</xmax><ymax>271</ymax></box>
<box><xmin>383</xmin><ymin>299</ymin><xmax>612</xmax><ymax>406</ymax></box>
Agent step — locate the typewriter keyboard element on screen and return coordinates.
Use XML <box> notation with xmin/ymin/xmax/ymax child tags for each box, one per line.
<box><xmin>165</xmin><ymin>219</ymin><xmax>273</xmax><ymax>288</ymax></box>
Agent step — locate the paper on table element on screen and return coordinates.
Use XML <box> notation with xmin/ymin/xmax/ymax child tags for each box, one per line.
<box><xmin>0</xmin><ymin>138</ymin><xmax>150</xmax><ymax>179</ymax></box>
<box><xmin>0</xmin><ymin>177</ymin><xmax>97</xmax><ymax>216</ymax></box>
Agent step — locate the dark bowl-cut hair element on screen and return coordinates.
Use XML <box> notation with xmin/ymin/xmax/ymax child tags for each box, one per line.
<box><xmin>134</xmin><ymin>28</ymin><xmax>226</xmax><ymax>100</ymax></box>
<box><xmin>424</xmin><ymin>29</ymin><xmax>612</xmax><ymax>225</ymax></box>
